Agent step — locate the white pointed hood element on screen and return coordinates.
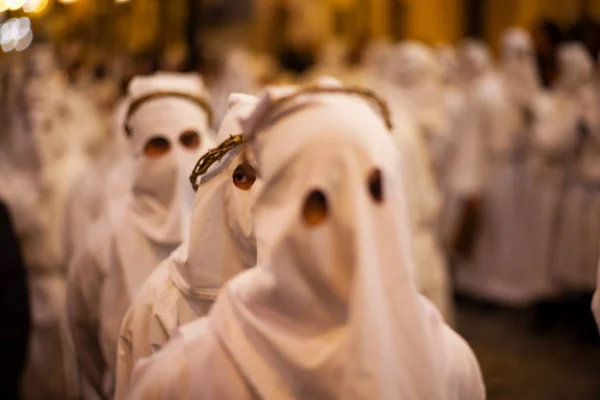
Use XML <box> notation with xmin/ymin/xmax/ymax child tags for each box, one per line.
<box><xmin>500</xmin><ymin>27</ymin><xmax>541</xmax><ymax>107</ymax></box>
<box><xmin>171</xmin><ymin>93</ymin><xmax>261</xmax><ymax>297</ymax></box>
<box><xmin>125</xmin><ymin>72</ymin><xmax>216</xmax><ymax>245</ymax></box>
<box><xmin>205</xmin><ymin>80</ymin><xmax>448</xmax><ymax>399</ymax></box>
<box><xmin>388</xmin><ymin>41</ymin><xmax>448</xmax><ymax>142</ymax></box>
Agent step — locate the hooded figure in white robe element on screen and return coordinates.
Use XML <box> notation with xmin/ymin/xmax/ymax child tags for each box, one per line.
<box><xmin>388</xmin><ymin>41</ymin><xmax>450</xmax><ymax>178</ymax></box>
<box><xmin>455</xmin><ymin>28</ymin><xmax>543</xmax><ymax>305</ymax></box>
<box><xmin>113</xmin><ymin>94</ymin><xmax>261</xmax><ymax>399</ymax></box>
<box><xmin>63</xmin><ymin>99</ymin><xmax>130</xmax><ymax>265</ymax></box>
<box><xmin>17</xmin><ymin>44</ymin><xmax>102</xmax><ymax>400</ymax></box>
<box><xmin>525</xmin><ymin>43</ymin><xmax>595</xmax><ymax>299</ymax></box>
<box><xmin>67</xmin><ymin>73</ymin><xmax>215</xmax><ymax>398</ymax></box>
<box><xmin>209</xmin><ymin>48</ymin><xmax>262</xmax><ymax>130</ymax></box>
<box><xmin>64</xmin><ymin>99</ymin><xmax>131</xmax><ymax>400</ymax></box>
<box><xmin>550</xmin><ymin>46</ymin><xmax>600</xmax><ymax>292</ymax></box>
<box><xmin>435</xmin><ymin>43</ymin><xmax>472</xmax><ymax>197</ymax></box>
<box><xmin>384</xmin><ymin>44</ymin><xmax>453</xmax><ymax>321</ymax></box>
<box><xmin>442</xmin><ymin>40</ymin><xmax>493</xmax><ymax>247</ymax></box>
<box><xmin>360</xmin><ymin>38</ymin><xmax>393</xmax><ymax>96</ymax></box>
<box><xmin>126</xmin><ymin>80</ymin><xmax>485</xmax><ymax>400</ymax></box>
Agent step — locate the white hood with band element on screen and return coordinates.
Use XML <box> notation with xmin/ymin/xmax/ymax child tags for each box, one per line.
<box><xmin>113</xmin><ymin>94</ymin><xmax>260</xmax><ymax>399</ymax></box>
<box><xmin>127</xmin><ymin>80</ymin><xmax>484</xmax><ymax>400</ymax></box>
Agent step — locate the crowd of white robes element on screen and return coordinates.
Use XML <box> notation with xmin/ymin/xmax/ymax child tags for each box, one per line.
<box><xmin>1</xmin><ymin>25</ymin><xmax>600</xmax><ymax>399</ymax></box>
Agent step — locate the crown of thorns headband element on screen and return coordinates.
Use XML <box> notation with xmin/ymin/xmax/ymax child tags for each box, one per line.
<box><xmin>124</xmin><ymin>91</ymin><xmax>213</xmax><ymax>137</ymax></box>
<box><xmin>243</xmin><ymin>85</ymin><xmax>393</xmax><ymax>144</ymax></box>
<box><xmin>189</xmin><ymin>134</ymin><xmax>245</xmax><ymax>191</ymax></box>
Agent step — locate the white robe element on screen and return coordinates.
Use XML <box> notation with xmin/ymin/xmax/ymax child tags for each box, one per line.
<box><xmin>114</xmin><ymin>94</ymin><xmax>259</xmax><ymax>399</ymax></box>
<box><xmin>67</xmin><ymin>159</ymin><xmax>133</xmax><ymax>400</ymax></box>
<box><xmin>387</xmin><ymin>98</ymin><xmax>453</xmax><ymax>323</ymax></box>
<box><xmin>20</xmin><ymin>51</ymin><xmax>103</xmax><ymax>400</ymax></box>
<box><xmin>63</xmin><ymin>100</ymin><xmax>129</xmax><ymax>265</ymax></box>
<box><xmin>551</xmin><ymin>85</ymin><xmax>600</xmax><ymax>291</ymax></box>
<box><xmin>97</xmin><ymin>73</ymin><xmax>215</xmax><ymax>391</ymax></box>
<box><xmin>455</xmin><ymin>70</ymin><xmax>540</xmax><ymax>305</ymax></box>
<box><xmin>522</xmin><ymin>92</ymin><xmax>578</xmax><ymax>299</ymax></box>
<box><xmin>127</xmin><ymin>80</ymin><xmax>484</xmax><ymax>400</ymax></box>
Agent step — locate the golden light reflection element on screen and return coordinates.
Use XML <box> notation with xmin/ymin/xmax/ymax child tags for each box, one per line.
<box><xmin>24</xmin><ymin>0</ymin><xmax>49</xmax><ymax>13</ymax></box>
<box><xmin>7</xmin><ymin>0</ymin><xmax>25</xmax><ymax>11</ymax></box>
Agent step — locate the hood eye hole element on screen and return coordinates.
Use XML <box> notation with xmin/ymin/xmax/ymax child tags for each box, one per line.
<box><xmin>179</xmin><ymin>130</ymin><xmax>201</xmax><ymax>150</ymax></box>
<box><xmin>143</xmin><ymin>136</ymin><xmax>171</xmax><ymax>157</ymax></box>
<box><xmin>367</xmin><ymin>168</ymin><xmax>384</xmax><ymax>204</ymax></box>
<box><xmin>232</xmin><ymin>162</ymin><xmax>257</xmax><ymax>191</ymax></box>
<box><xmin>302</xmin><ymin>189</ymin><xmax>328</xmax><ymax>226</ymax></box>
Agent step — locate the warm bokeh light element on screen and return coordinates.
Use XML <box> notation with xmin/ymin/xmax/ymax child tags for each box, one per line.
<box><xmin>57</xmin><ymin>0</ymin><xmax>79</xmax><ymax>4</ymax></box>
<box><xmin>7</xmin><ymin>0</ymin><xmax>25</xmax><ymax>11</ymax></box>
<box><xmin>115</xmin><ymin>0</ymin><xmax>131</xmax><ymax>3</ymax></box>
<box><xmin>1</xmin><ymin>16</ymin><xmax>32</xmax><ymax>52</ymax></box>
<box><xmin>24</xmin><ymin>0</ymin><xmax>49</xmax><ymax>13</ymax></box>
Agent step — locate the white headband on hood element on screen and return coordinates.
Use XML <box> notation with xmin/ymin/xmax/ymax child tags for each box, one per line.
<box><xmin>203</xmin><ymin>79</ymin><xmax>447</xmax><ymax>399</ymax></box>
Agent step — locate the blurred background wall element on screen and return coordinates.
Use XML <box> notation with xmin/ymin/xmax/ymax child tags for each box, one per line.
<box><xmin>3</xmin><ymin>0</ymin><xmax>600</xmax><ymax>81</ymax></box>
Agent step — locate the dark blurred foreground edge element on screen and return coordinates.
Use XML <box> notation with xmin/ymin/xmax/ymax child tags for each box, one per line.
<box><xmin>0</xmin><ymin>201</ymin><xmax>30</xmax><ymax>400</ymax></box>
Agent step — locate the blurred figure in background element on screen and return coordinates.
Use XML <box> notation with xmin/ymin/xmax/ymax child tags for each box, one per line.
<box><xmin>551</xmin><ymin>44</ymin><xmax>600</xmax><ymax>303</ymax></box>
<box><xmin>68</xmin><ymin>72</ymin><xmax>215</xmax><ymax>398</ymax></box>
<box><xmin>208</xmin><ymin>48</ymin><xmax>264</xmax><ymax>130</ymax></box>
<box><xmin>381</xmin><ymin>45</ymin><xmax>454</xmax><ymax>323</ymax></box>
<box><xmin>455</xmin><ymin>27</ymin><xmax>542</xmax><ymax>305</ymax></box>
<box><xmin>63</xmin><ymin>100</ymin><xmax>129</xmax><ymax>266</ymax></box>
<box><xmin>441</xmin><ymin>39</ymin><xmax>493</xmax><ymax>256</ymax></box>
<box><xmin>0</xmin><ymin>201</ymin><xmax>30</xmax><ymax>400</ymax></box>
<box><xmin>18</xmin><ymin>43</ymin><xmax>108</xmax><ymax>400</ymax></box>
<box><xmin>114</xmin><ymin>94</ymin><xmax>260</xmax><ymax>398</ymax></box>
<box><xmin>526</xmin><ymin>43</ymin><xmax>595</xmax><ymax>314</ymax></box>
<box><xmin>389</xmin><ymin>41</ymin><xmax>450</xmax><ymax>180</ymax></box>
<box><xmin>127</xmin><ymin>80</ymin><xmax>484</xmax><ymax>400</ymax></box>
<box><xmin>360</xmin><ymin>37</ymin><xmax>393</xmax><ymax>96</ymax></box>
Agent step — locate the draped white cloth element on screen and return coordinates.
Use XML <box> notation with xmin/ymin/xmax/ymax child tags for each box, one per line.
<box><xmin>455</xmin><ymin>28</ymin><xmax>544</xmax><ymax>305</ymax></box>
<box><xmin>68</xmin><ymin>72</ymin><xmax>215</xmax><ymax>398</ymax></box>
<box><xmin>361</xmin><ymin>38</ymin><xmax>393</xmax><ymax>95</ymax></box>
<box><xmin>388</xmin><ymin>41</ymin><xmax>450</xmax><ymax>176</ymax></box>
<box><xmin>127</xmin><ymin>81</ymin><xmax>484</xmax><ymax>400</ymax></box>
<box><xmin>17</xmin><ymin>44</ymin><xmax>106</xmax><ymax>400</ymax></box>
<box><xmin>384</xmin><ymin>42</ymin><xmax>453</xmax><ymax>321</ymax></box>
<box><xmin>525</xmin><ymin>43</ymin><xmax>596</xmax><ymax>298</ymax></box>
<box><xmin>113</xmin><ymin>94</ymin><xmax>260</xmax><ymax>399</ymax></box>
<box><xmin>209</xmin><ymin>48</ymin><xmax>263</xmax><ymax>129</ymax></box>
<box><xmin>386</xmin><ymin>93</ymin><xmax>453</xmax><ymax>323</ymax></box>
<box><xmin>64</xmin><ymin>99</ymin><xmax>129</xmax><ymax>266</ymax></box>
<box><xmin>550</xmin><ymin>44</ymin><xmax>600</xmax><ymax>292</ymax></box>
<box><xmin>99</xmin><ymin>73</ymin><xmax>215</xmax><ymax>384</ymax></box>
